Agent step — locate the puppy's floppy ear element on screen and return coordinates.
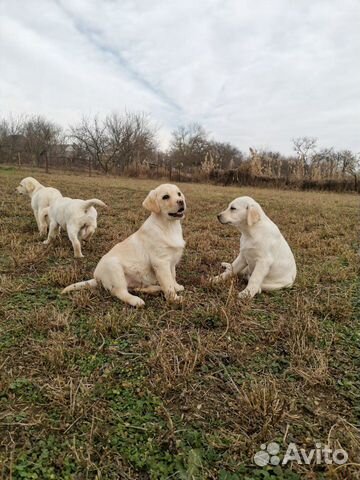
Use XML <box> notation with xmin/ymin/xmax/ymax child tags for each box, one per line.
<box><xmin>24</xmin><ymin>179</ymin><xmax>35</xmax><ymax>193</ymax></box>
<box><xmin>247</xmin><ymin>204</ymin><xmax>261</xmax><ymax>226</ymax></box>
<box><xmin>142</xmin><ymin>189</ymin><xmax>160</xmax><ymax>213</ymax></box>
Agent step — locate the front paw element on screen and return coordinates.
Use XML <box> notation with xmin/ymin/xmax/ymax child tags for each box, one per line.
<box><xmin>238</xmin><ymin>287</ymin><xmax>257</xmax><ymax>300</ymax></box>
<box><xmin>210</xmin><ymin>275</ymin><xmax>221</xmax><ymax>284</ymax></box>
<box><xmin>130</xmin><ymin>296</ymin><xmax>145</xmax><ymax>308</ymax></box>
<box><xmin>172</xmin><ymin>294</ymin><xmax>183</xmax><ymax>304</ymax></box>
<box><xmin>43</xmin><ymin>239</ymin><xmax>50</xmax><ymax>245</ymax></box>
<box><xmin>221</xmin><ymin>262</ymin><xmax>232</xmax><ymax>273</ymax></box>
<box><xmin>166</xmin><ymin>291</ymin><xmax>183</xmax><ymax>304</ymax></box>
<box><xmin>210</xmin><ymin>262</ymin><xmax>232</xmax><ymax>284</ymax></box>
<box><xmin>174</xmin><ymin>283</ymin><xmax>184</xmax><ymax>292</ymax></box>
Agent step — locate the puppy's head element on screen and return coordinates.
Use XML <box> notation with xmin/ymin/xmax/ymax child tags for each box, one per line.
<box><xmin>217</xmin><ymin>196</ymin><xmax>262</xmax><ymax>228</ymax></box>
<box><xmin>80</xmin><ymin>224</ymin><xmax>96</xmax><ymax>241</ymax></box>
<box><xmin>16</xmin><ymin>177</ymin><xmax>40</xmax><ymax>195</ymax></box>
<box><xmin>143</xmin><ymin>184</ymin><xmax>186</xmax><ymax>220</ymax></box>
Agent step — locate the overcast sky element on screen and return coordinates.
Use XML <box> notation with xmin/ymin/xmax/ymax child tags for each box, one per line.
<box><xmin>1</xmin><ymin>0</ymin><xmax>359</xmax><ymax>153</ymax></box>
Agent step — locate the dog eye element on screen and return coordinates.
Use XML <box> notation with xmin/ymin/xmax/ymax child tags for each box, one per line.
<box><xmin>230</xmin><ymin>206</ymin><xmax>236</xmax><ymax>211</ymax></box>
<box><xmin>162</xmin><ymin>194</ymin><xmax>170</xmax><ymax>200</ymax></box>
<box><xmin>178</xmin><ymin>192</ymin><xmax>181</xmax><ymax>197</ymax></box>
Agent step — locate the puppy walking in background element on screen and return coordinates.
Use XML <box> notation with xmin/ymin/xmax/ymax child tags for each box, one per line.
<box><xmin>44</xmin><ymin>197</ymin><xmax>107</xmax><ymax>258</ymax></box>
<box><xmin>16</xmin><ymin>177</ymin><xmax>62</xmax><ymax>236</ymax></box>
<box><xmin>213</xmin><ymin>196</ymin><xmax>296</xmax><ymax>298</ymax></box>
<box><xmin>62</xmin><ymin>184</ymin><xmax>186</xmax><ymax>307</ymax></box>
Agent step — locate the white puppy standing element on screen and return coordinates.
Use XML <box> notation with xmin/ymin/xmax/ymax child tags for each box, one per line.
<box><xmin>44</xmin><ymin>197</ymin><xmax>107</xmax><ymax>258</ymax></box>
<box><xmin>213</xmin><ymin>196</ymin><xmax>296</xmax><ymax>298</ymax></box>
<box><xmin>62</xmin><ymin>184</ymin><xmax>186</xmax><ymax>307</ymax></box>
<box><xmin>16</xmin><ymin>177</ymin><xmax>62</xmax><ymax>236</ymax></box>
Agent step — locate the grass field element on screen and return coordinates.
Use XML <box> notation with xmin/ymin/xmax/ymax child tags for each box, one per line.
<box><xmin>0</xmin><ymin>167</ymin><xmax>359</xmax><ymax>479</ymax></box>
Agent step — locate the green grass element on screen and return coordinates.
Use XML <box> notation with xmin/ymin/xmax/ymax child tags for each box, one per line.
<box><xmin>0</xmin><ymin>167</ymin><xmax>359</xmax><ymax>479</ymax></box>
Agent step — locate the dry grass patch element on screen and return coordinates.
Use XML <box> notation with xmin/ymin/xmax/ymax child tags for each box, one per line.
<box><xmin>0</xmin><ymin>167</ymin><xmax>359</xmax><ymax>479</ymax></box>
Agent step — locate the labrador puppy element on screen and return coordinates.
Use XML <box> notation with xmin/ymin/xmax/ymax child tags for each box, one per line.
<box><xmin>213</xmin><ymin>196</ymin><xmax>296</xmax><ymax>298</ymax></box>
<box><xmin>16</xmin><ymin>177</ymin><xmax>62</xmax><ymax>236</ymax></box>
<box><xmin>44</xmin><ymin>196</ymin><xmax>107</xmax><ymax>258</ymax></box>
<box><xmin>62</xmin><ymin>184</ymin><xmax>186</xmax><ymax>307</ymax></box>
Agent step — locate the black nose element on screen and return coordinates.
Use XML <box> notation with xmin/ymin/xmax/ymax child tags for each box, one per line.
<box><xmin>217</xmin><ymin>214</ymin><xmax>221</xmax><ymax>219</ymax></box>
<box><xmin>177</xmin><ymin>199</ymin><xmax>184</xmax><ymax>205</ymax></box>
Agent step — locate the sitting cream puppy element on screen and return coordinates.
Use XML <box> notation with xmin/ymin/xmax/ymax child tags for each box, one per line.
<box><xmin>16</xmin><ymin>177</ymin><xmax>62</xmax><ymax>236</ymax></box>
<box><xmin>62</xmin><ymin>184</ymin><xmax>186</xmax><ymax>307</ymax></box>
<box><xmin>213</xmin><ymin>196</ymin><xmax>296</xmax><ymax>298</ymax></box>
<box><xmin>44</xmin><ymin>197</ymin><xmax>107</xmax><ymax>258</ymax></box>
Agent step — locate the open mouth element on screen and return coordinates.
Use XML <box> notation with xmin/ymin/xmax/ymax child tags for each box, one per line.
<box><xmin>168</xmin><ymin>206</ymin><xmax>185</xmax><ymax>218</ymax></box>
<box><xmin>218</xmin><ymin>216</ymin><xmax>230</xmax><ymax>225</ymax></box>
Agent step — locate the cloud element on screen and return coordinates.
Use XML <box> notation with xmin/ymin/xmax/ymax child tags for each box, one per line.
<box><xmin>0</xmin><ymin>0</ymin><xmax>359</xmax><ymax>153</ymax></box>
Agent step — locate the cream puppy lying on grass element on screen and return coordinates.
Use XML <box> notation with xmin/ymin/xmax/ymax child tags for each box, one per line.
<box><xmin>44</xmin><ymin>197</ymin><xmax>107</xmax><ymax>258</ymax></box>
<box><xmin>62</xmin><ymin>184</ymin><xmax>186</xmax><ymax>307</ymax></box>
<box><xmin>16</xmin><ymin>177</ymin><xmax>62</xmax><ymax>236</ymax></box>
<box><xmin>213</xmin><ymin>196</ymin><xmax>296</xmax><ymax>298</ymax></box>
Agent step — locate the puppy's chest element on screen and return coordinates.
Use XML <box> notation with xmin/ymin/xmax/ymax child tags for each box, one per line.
<box><xmin>240</xmin><ymin>238</ymin><xmax>262</xmax><ymax>262</ymax></box>
<box><xmin>147</xmin><ymin>225</ymin><xmax>185</xmax><ymax>261</ymax></box>
<box><xmin>163</xmin><ymin>240</ymin><xmax>185</xmax><ymax>258</ymax></box>
<box><xmin>162</xmin><ymin>230</ymin><xmax>185</xmax><ymax>250</ymax></box>
<box><xmin>156</xmin><ymin>236</ymin><xmax>185</xmax><ymax>262</ymax></box>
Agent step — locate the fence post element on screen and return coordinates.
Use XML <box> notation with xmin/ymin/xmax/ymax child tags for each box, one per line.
<box><xmin>45</xmin><ymin>150</ymin><xmax>49</xmax><ymax>173</ymax></box>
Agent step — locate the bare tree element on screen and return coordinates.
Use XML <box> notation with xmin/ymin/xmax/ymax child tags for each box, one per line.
<box><xmin>337</xmin><ymin>150</ymin><xmax>359</xmax><ymax>189</ymax></box>
<box><xmin>292</xmin><ymin>136</ymin><xmax>318</xmax><ymax>163</ymax></box>
<box><xmin>107</xmin><ymin>112</ymin><xmax>157</xmax><ymax>171</ymax></box>
<box><xmin>292</xmin><ymin>136</ymin><xmax>318</xmax><ymax>178</ymax></box>
<box><xmin>70</xmin><ymin>113</ymin><xmax>156</xmax><ymax>174</ymax></box>
<box><xmin>70</xmin><ymin>116</ymin><xmax>111</xmax><ymax>173</ymax></box>
<box><xmin>0</xmin><ymin>114</ymin><xmax>26</xmax><ymax>137</ymax></box>
<box><xmin>209</xmin><ymin>141</ymin><xmax>243</xmax><ymax>169</ymax></box>
<box><xmin>23</xmin><ymin>115</ymin><xmax>62</xmax><ymax>167</ymax></box>
<box><xmin>1</xmin><ymin>111</ymin><xmax>358</xmax><ymax>191</ymax></box>
<box><xmin>169</xmin><ymin>123</ymin><xmax>209</xmax><ymax>167</ymax></box>
<box><xmin>0</xmin><ymin>114</ymin><xmax>26</xmax><ymax>163</ymax></box>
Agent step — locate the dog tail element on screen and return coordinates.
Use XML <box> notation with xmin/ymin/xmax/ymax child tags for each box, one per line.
<box><xmin>82</xmin><ymin>199</ymin><xmax>107</xmax><ymax>212</ymax></box>
<box><xmin>61</xmin><ymin>278</ymin><xmax>98</xmax><ymax>294</ymax></box>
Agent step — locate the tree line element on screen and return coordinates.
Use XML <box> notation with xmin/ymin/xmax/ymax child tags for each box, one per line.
<box><xmin>0</xmin><ymin>113</ymin><xmax>358</xmax><ymax>191</ymax></box>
